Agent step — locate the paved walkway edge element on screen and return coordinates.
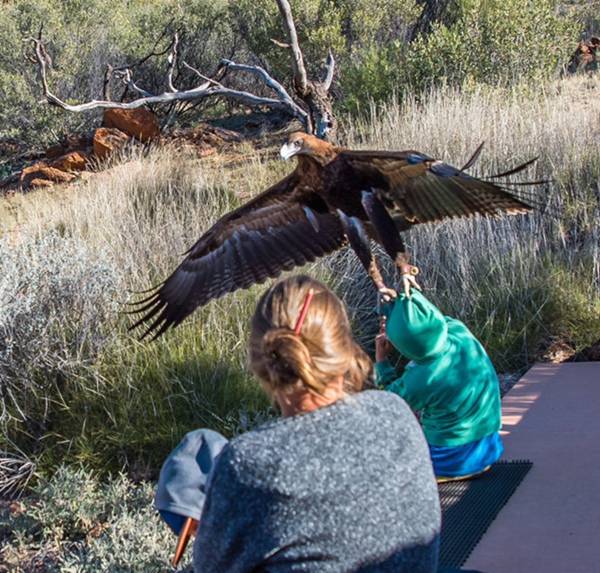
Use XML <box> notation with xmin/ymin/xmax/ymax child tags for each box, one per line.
<box><xmin>464</xmin><ymin>362</ymin><xmax>600</xmax><ymax>573</ymax></box>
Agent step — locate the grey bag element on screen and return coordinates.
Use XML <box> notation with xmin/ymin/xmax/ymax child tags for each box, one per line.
<box><xmin>155</xmin><ymin>428</ymin><xmax>228</xmax><ymax>531</ymax></box>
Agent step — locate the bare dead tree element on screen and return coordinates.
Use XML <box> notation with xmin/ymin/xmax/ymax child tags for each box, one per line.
<box><xmin>26</xmin><ymin>30</ymin><xmax>309</xmax><ymax>131</ymax></box>
<box><xmin>25</xmin><ymin>0</ymin><xmax>337</xmax><ymax>139</ymax></box>
<box><xmin>274</xmin><ymin>0</ymin><xmax>336</xmax><ymax>139</ymax></box>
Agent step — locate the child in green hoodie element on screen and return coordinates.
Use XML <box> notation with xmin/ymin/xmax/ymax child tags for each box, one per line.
<box><xmin>375</xmin><ymin>290</ymin><xmax>504</xmax><ymax>481</ymax></box>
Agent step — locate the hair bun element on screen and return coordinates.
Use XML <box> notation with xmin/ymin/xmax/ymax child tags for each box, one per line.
<box><xmin>261</xmin><ymin>328</ymin><xmax>324</xmax><ymax>393</ymax></box>
<box><xmin>249</xmin><ymin>275</ymin><xmax>372</xmax><ymax>396</ymax></box>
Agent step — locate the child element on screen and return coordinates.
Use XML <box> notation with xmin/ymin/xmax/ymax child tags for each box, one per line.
<box><xmin>375</xmin><ymin>290</ymin><xmax>504</xmax><ymax>481</ymax></box>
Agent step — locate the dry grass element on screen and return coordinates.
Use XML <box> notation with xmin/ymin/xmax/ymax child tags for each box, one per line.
<box><xmin>343</xmin><ymin>75</ymin><xmax>600</xmax><ymax>358</ymax></box>
<box><xmin>0</xmin><ymin>74</ymin><xmax>599</xmax><ymax>482</ymax></box>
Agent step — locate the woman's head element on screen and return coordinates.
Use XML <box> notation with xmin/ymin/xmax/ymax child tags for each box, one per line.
<box><xmin>249</xmin><ymin>275</ymin><xmax>371</xmax><ymax>398</ymax></box>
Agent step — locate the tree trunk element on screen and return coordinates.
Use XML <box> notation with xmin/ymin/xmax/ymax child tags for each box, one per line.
<box><xmin>410</xmin><ymin>0</ymin><xmax>456</xmax><ymax>41</ymax></box>
<box><xmin>276</xmin><ymin>0</ymin><xmax>337</xmax><ymax>141</ymax></box>
<box><xmin>301</xmin><ymin>81</ymin><xmax>336</xmax><ymax>141</ymax></box>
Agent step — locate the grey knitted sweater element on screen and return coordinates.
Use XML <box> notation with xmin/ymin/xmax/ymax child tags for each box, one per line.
<box><xmin>193</xmin><ymin>390</ymin><xmax>441</xmax><ymax>572</ymax></box>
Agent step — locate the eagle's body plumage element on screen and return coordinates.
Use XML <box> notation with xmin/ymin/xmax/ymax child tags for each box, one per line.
<box><xmin>131</xmin><ymin>133</ymin><xmax>540</xmax><ymax>339</ymax></box>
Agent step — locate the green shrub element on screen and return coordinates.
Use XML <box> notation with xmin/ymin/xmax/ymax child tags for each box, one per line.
<box><xmin>229</xmin><ymin>0</ymin><xmax>419</xmax><ymax>82</ymax></box>
<box><xmin>0</xmin><ymin>146</ymin><xmax>277</xmax><ymax>477</ymax></box>
<box><xmin>0</xmin><ymin>231</ymin><xmax>120</xmax><ymax>442</ymax></box>
<box><xmin>341</xmin><ymin>0</ymin><xmax>580</xmax><ymax>113</ymax></box>
<box><xmin>416</xmin><ymin>0</ymin><xmax>576</xmax><ymax>82</ymax></box>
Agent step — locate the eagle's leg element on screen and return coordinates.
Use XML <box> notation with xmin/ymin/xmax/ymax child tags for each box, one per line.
<box><xmin>361</xmin><ymin>190</ymin><xmax>421</xmax><ymax>297</ymax></box>
<box><xmin>337</xmin><ymin>210</ymin><xmax>397</xmax><ymax>301</ymax></box>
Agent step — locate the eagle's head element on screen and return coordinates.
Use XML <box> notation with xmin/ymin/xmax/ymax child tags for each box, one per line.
<box><xmin>280</xmin><ymin>132</ymin><xmax>337</xmax><ymax>165</ymax></box>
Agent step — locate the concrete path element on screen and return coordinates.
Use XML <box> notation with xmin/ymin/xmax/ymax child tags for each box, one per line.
<box><xmin>464</xmin><ymin>362</ymin><xmax>600</xmax><ymax>573</ymax></box>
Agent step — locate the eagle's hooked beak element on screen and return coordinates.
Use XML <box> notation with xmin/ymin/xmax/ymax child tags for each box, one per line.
<box><xmin>280</xmin><ymin>143</ymin><xmax>297</xmax><ymax>161</ymax></box>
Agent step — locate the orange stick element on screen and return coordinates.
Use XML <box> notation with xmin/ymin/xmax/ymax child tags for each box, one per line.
<box><xmin>172</xmin><ymin>516</ymin><xmax>198</xmax><ymax>568</ymax></box>
<box><xmin>294</xmin><ymin>289</ymin><xmax>314</xmax><ymax>335</ymax></box>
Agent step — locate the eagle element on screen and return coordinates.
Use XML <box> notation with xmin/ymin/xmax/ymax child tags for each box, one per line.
<box><xmin>130</xmin><ymin>132</ymin><xmax>540</xmax><ymax>339</ymax></box>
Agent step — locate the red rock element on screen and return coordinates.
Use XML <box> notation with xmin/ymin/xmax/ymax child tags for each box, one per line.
<box><xmin>50</xmin><ymin>151</ymin><xmax>88</xmax><ymax>172</ymax></box>
<box><xmin>20</xmin><ymin>162</ymin><xmax>76</xmax><ymax>189</ymax></box>
<box><xmin>103</xmin><ymin>108</ymin><xmax>160</xmax><ymax>142</ymax></box>
<box><xmin>28</xmin><ymin>178</ymin><xmax>55</xmax><ymax>188</ymax></box>
<box><xmin>93</xmin><ymin>127</ymin><xmax>130</xmax><ymax>160</ymax></box>
<box><xmin>46</xmin><ymin>134</ymin><xmax>93</xmax><ymax>159</ymax></box>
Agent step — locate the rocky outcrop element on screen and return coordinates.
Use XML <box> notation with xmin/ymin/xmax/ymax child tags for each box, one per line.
<box><xmin>5</xmin><ymin>111</ymin><xmax>245</xmax><ymax>193</ymax></box>
<box><xmin>20</xmin><ymin>162</ymin><xmax>77</xmax><ymax>189</ymax></box>
<box><xmin>92</xmin><ymin>127</ymin><xmax>131</xmax><ymax>161</ymax></box>
<box><xmin>45</xmin><ymin>133</ymin><xmax>92</xmax><ymax>159</ymax></box>
<box><xmin>103</xmin><ymin>108</ymin><xmax>160</xmax><ymax>142</ymax></box>
<box><xmin>51</xmin><ymin>151</ymin><xmax>89</xmax><ymax>172</ymax></box>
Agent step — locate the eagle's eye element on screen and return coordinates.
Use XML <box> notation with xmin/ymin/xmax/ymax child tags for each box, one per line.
<box><xmin>294</xmin><ymin>139</ymin><xmax>303</xmax><ymax>148</ymax></box>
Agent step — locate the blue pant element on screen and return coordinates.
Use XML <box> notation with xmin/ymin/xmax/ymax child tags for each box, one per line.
<box><xmin>429</xmin><ymin>432</ymin><xmax>503</xmax><ymax>478</ymax></box>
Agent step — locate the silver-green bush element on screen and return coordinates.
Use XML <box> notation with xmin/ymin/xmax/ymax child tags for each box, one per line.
<box><xmin>2</xmin><ymin>465</ymin><xmax>178</xmax><ymax>572</ymax></box>
<box><xmin>0</xmin><ymin>231</ymin><xmax>120</xmax><ymax>432</ymax></box>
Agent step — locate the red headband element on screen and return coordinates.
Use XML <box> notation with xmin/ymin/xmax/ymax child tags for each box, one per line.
<box><xmin>293</xmin><ymin>289</ymin><xmax>315</xmax><ymax>335</ymax></box>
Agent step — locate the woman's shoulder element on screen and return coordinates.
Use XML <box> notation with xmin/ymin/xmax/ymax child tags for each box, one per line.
<box><xmin>353</xmin><ymin>389</ymin><xmax>413</xmax><ymax>417</ymax></box>
<box><xmin>208</xmin><ymin>390</ymin><xmax>429</xmax><ymax>503</ymax></box>
<box><xmin>225</xmin><ymin>391</ymin><xmax>412</xmax><ymax>459</ymax></box>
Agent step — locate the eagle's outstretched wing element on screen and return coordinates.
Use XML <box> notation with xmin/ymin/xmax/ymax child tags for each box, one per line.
<box><xmin>335</xmin><ymin>148</ymin><xmax>539</xmax><ymax>225</ymax></box>
<box><xmin>129</xmin><ymin>175</ymin><xmax>344</xmax><ymax>339</ymax></box>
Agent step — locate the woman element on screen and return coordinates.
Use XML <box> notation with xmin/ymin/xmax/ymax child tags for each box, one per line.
<box><xmin>375</xmin><ymin>289</ymin><xmax>504</xmax><ymax>482</ymax></box>
<box><xmin>190</xmin><ymin>275</ymin><xmax>441</xmax><ymax>572</ymax></box>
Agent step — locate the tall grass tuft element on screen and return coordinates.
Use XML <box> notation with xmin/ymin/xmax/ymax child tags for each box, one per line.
<box><xmin>0</xmin><ymin>75</ymin><xmax>599</xmax><ymax>478</ymax></box>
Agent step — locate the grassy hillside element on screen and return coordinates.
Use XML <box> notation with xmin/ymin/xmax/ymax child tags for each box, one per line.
<box><xmin>1</xmin><ymin>75</ymin><xmax>599</xmax><ymax>482</ymax></box>
<box><xmin>1</xmin><ymin>72</ymin><xmax>599</xmax><ymax>573</ymax></box>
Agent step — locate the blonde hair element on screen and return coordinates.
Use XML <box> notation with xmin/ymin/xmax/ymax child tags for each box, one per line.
<box><xmin>249</xmin><ymin>275</ymin><xmax>372</xmax><ymax>396</ymax></box>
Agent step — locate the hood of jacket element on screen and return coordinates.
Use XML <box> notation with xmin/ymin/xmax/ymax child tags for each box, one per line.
<box><xmin>384</xmin><ymin>290</ymin><xmax>449</xmax><ymax>362</ymax></box>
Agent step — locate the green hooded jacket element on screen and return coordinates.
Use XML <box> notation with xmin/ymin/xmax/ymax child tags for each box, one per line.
<box><xmin>375</xmin><ymin>291</ymin><xmax>501</xmax><ymax>447</ymax></box>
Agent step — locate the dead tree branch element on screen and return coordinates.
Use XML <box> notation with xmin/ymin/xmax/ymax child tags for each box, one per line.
<box><xmin>116</xmin><ymin>69</ymin><xmax>154</xmax><ymax>98</ymax></box>
<box><xmin>270</xmin><ymin>38</ymin><xmax>291</xmax><ymax>49</ymax></box>
<box><xmin>182</xmin><ymin>61</ymin><xmax>217</xmax><ymax>88</ymax></box>
<box><xmin>273</xmin><ymin>0</ymin><xmax>337</xmax><ymax>139</ymax></box>
<box><xmin>322</xmin><ymin>51</ymin><xmax>335</xmax><ymax>92</ymax></box>
<box><xmin>275</xmin><ymin>0</ymin><xmax>308</xmax><ymax>94</ymax></box>
<box><xmin>219</xmin><ymin>59</ymin><xmax>306</xmax><ymax>120</ymax></box>
<box><xmin>26</xmin><ymin>3</ymin><xmax>339</xmax><ymax>140</ymax></box>
<box><xmin>166</xmin><ymin>32</ymin><xmax>179</xmax><ymax>93</ymax></box>
<box><xmin>26</xmin><ymin>32</ymin><xmax>310</xmax><ymax>130</ymax></box>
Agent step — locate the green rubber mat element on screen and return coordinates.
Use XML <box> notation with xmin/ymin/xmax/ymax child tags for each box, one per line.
<box><xmin>438</xmin><ymin>460</ymin><xmax>532</xmax><ymax>569</ymax></box>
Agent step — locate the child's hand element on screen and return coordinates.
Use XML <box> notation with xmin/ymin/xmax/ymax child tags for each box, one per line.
<box><xmin>375</xmin><ymin>318</ymin><xmax>392</xmax><ymax>362</ymax></box>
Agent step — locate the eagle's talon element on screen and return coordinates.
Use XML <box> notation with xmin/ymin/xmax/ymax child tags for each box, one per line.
<box><xmin>402</xmin><ymin>273</ymin><xmax>421</xmax><ymax>298</ymax></box>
